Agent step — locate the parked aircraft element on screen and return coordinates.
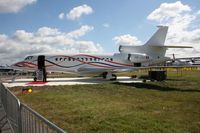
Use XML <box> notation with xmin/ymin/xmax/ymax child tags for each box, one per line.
<box><xmin>11</xmin><ymin>26</ymin><xmax>192</xmax><ymax>81</ymax></box>
<box><xmin>0</xmin><ymin>65</ymin><xmax>14</xmax><ymax>72</ymax></box>
<box><xmin>166</xmin><ymin>54</ymin><xmax>200</xmax><ymax>66</ymax></box>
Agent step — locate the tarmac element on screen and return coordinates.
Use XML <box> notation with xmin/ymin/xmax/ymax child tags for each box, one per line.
<box><xmin>2</xmin><ymin>77</ymin><xmax>144</xmax><ymax>87</ymax></box>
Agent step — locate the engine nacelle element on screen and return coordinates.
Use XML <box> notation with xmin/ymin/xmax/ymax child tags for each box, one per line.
<box><xmin>128</xmin><ymin>53</ymin><xmax>151</xmax><ymax>63</ymax></box>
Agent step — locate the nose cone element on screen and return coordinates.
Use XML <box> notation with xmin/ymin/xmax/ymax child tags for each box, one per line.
<box><xmin>10</xmin><ymin>61</ymin><xmax>24</xmax><ymax>70</ymax></box>
<box><xmin>11</xmin><ymin>60</ymin><xmax>37</xmax><ymax>71</ymax></box>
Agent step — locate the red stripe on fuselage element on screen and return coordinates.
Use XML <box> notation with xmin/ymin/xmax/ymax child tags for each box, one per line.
<box><xmin>72</xmin><ymin>54</ymin><xmax>133</xmax><ymax>67</ymax></box>
<box><xmin>17</xmin><ymin>54</ymin><xmax>133</xmax><ymax>69</ymax></box>
<box><xmin>55</xmin><ymin>54</ymin><xmax>133</xmax><ymax>67</ymax></box>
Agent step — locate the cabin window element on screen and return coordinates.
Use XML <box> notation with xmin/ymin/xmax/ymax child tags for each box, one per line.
<box><xmin>68</xmin><ymin>57</ymin><xmax>71</xmax><ymax>61</ymax></box>
<box><xmin>60</xmin><ymin>58</ymin><xmax>62</xmax><ymax>61</ymax></box>
<box><xmin>25</xmin><ymin>56</ymin><xmax>33</xmax><ymax>60</ymax></box>
<box><xmin>85</xmin><ymin>58</ymin><xmax>88</xmax><ymax>61</ymax></box>
<box><xmin>94</xmin><ymin>58</ymin><xmax>97</xmax><ymax>61</ymax></box>
<box><xmin>81</xmin><ymin>58</ymin><xmax>84</xmax><ymax>61</ymax></box>
<box><xmin>77</xmin><ymin>58</ymin><xmax>80</xmax><ymax>60</ymax></box>
<box><xmin>90</xmin><ymin>58</ymin><xmax>93</xmax><ymax>61</ymax></box>
<box><xmin>55</xmin><ymin>58</ymin><xmax>58</xmax><ymax>61</ymax></box>
<box><xmin>64</xmin><ymin>58</ymin><xmax>67</xmax><ymax>61</ymax></box>
<box><xmin>110</xmin><ymin>58</ymin><xmax>113</xmax><ymax>61</ymax></box>
<box><xmin>72</xmin><ymin>58</ymin><xmax>75</xmax><ymax>61</ymax></box>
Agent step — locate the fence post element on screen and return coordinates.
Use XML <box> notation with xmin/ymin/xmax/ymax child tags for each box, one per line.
<box><xmin>18</xmin><ymin>101</ymin><xmax>22</xmax><ymax>133</ymax></box>
<box><xmin>0</xmin><ymin>84</ymin><xmax>2</xmax><ymax>133</ymax></box>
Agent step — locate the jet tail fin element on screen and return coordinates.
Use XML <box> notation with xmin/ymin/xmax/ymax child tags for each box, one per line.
<box><xmin>145</xmin><ymin>26</ymin><xmax>168</xmax><ymax>46</ymax></box>
<box><xmin>145</xmin><ymin>26</ymin><xmax>193</xmax><ymax>48</ymax></box>
<box><xmin>119</xmin><ymin>26</ymin><xmax>192</xmax><ymax>58</ymax></box>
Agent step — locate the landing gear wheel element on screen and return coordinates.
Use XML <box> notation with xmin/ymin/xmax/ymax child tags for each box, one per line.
<box><xmin>110</xmin><ymin>74</ymin><xmax>117</xmax><ymax>81</ymax></box>
<box><xmin>34</xmin><ymin>77</ymin><xmax>37</xmax><ymax>82</ymax></box>
<box><xmin>102</xmin><ymin>72</ymin><xmax>117</xmax><ymax>80</ymax></box>
<box><xmin>102</xmin><ymin>72</ymin><xmax>108</xmax><ymax>79</ymax></box>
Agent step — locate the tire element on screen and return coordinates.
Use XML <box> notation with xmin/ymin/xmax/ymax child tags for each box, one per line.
<box><xmin>111</xmin><ymin>74</ymin><xmax>117</xmax><ymax>81</ymax></box>
<box><xmin>102</xmin><ymin>72</ymin><xmax>108</xmax><ymax>79</ymax></box>
<box><xmin>34</xmin><ymin>77</ymin><xmax>37</xmax><ymax>82</ymax></box>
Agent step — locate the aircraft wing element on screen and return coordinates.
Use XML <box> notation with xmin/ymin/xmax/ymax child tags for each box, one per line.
<box><xmin>136</xmin><ymin>65</ymin><xmax>200</xmax><ymax>70</ymax></box>
<box><xmin>77</xmin><ymin>64</ymin><xmax>200</xmax><ymax>75</ymax></box>
<box><xmin>77</xmin><ymin>66</ymin><xmax>137</xmax><ymax>74</ymax></box>
<box><xmin>77</xmin><ymin>67</ymin><xmax>115</xmax><ymax>74</ymax></box>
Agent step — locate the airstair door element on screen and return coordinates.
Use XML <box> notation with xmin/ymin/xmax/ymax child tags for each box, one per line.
<box><xmin>36</xmin><ymin>55</ymin><xmax>46</xmax><ymax>81</ymax></box>
<box><xmin>38</xmin><ymin>55</ymin><xmax>45</xmax><ymax>69</ymax></box>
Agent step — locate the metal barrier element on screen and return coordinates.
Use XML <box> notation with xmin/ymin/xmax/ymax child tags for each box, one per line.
<box><xmin>0</xmin><ymin>72</ymin><xmax>34</xmax><ymax>83</ymax></box>
<box><xmin>0</xmin><ymin>83</ymin><xmax>20</xmax><ymax>133</ymax></box>
<box><xmin>0</xmin><ymin>83</ymin><xmax>66</xmax><ymax>133</ymax></box>
<box><xmin>20</xmin><ymin>104</ymin><xmax>65</xmax><ymax>133</ymax></box>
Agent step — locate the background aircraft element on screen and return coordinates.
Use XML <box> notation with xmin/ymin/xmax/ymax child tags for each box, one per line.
<box><xmin>166</xmin><ymin>54</ymin><xmax>200</xmax><ymax>66</ymax></box>
<box><xmin>11</xmin><ymin>26</ymin><xmax>192</xmax><ymax>81</ymax></box>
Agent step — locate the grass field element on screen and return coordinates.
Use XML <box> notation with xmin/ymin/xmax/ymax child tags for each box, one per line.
<box><xmin>12</xmin><ymin>70</ymin><xmax>200</xmax><ymax>133</ymax></box>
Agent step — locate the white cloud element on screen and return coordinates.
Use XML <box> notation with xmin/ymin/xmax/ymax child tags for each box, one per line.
<box><xmin>0</xmin><ymin>25</ymin><xmax>103</xmax><ymax>65</ymax></box>
<box><xmin>58</xmin><ymin>12</ymin><xmax>65</xmax><ymax>20</ymax></box>
<box><xmin>0</xmin><ymin>0</ymin><xmax>36</xmax><ymax>13</ymax></box>
<box><xmin>103</xmin><ymin>23</ymin><xmax>110</xmax><ymax>28</ymax></box>
<box><xmin>14</xmin><ymin>30</ymin><xmax>33</xmax><ymax>39</ymax></box>
<box><xmin>113</xmin><ymin>34</ymin><xmax>142</xmax><ymax>46</ymax></box>
<box><xmin>74</xmin><ymin>41</ymin><xmax>103</xmax><ymax>53</ymax></box>
<box><xmin>147</xmin><ymin>1</ymin><xmax>200</xmax><ymax>58</ymax></box>
<box><xmin>197</xmin><ymin>10</ymin><xmax>200</xmax><ymax>15</ymax></box>
<box><xmin>147</xmin><ymin>1</ymin><xmax>191</xmax><ymax>23</ymax></box>
<box><xmin>36</xmin><ymin>27</ymin><xmax>60</xmax><ymax>36</ymax></box>
<box><xmin>67</xmin><ymin>4</ymin><xmax>93</xmax><ymax>20</ymax></box>
<box><xmin>67</xmin><ymin>25</ymin><xmax>94</xmax><ymax>39</ymax></box>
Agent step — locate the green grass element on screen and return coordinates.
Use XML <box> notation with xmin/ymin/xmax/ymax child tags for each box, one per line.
<box><xmin>13</xmin><ymin>70</ymin><xmax>200</xmax><ymax>133</ymax></box>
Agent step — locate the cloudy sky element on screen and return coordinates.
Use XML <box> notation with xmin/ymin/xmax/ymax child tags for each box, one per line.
<box><xmin>0</xmin><ymin>0</ymin><xmax>200</xmax><ymax>65</ymax></box>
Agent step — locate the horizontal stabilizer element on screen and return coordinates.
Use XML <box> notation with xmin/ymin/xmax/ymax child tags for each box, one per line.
<box><xmin>152</xmin><ymin>45</ymin><xmax>193</xmax><ymax>48</ymax></box>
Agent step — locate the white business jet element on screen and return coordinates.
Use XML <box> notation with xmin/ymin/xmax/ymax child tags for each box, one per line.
<box><xmin>11</xmin><ymin>26</ymin><xmax>192</xmax><ymax>81</ymax></box>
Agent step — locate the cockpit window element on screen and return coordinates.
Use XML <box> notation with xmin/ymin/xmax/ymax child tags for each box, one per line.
<box><xmin>25</xmin><ymin>56</ymin><xmax>33</xmax><ymax>60</ymax></box>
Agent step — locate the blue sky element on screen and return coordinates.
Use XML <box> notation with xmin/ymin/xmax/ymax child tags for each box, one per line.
<box><xmin>0</xmin><ymin>0</ymin><xmax>200</xmax><ymax>65</ymax></box>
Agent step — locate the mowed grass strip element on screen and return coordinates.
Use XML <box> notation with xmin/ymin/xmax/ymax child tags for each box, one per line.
<box><xmin>16</xmin><ymin>70</ymin><xmax>200</xmax><ymax>133</ymax></box>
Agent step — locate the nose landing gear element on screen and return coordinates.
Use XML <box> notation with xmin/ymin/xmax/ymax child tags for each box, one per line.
<box><xmin>33</xmin><ymin>68</ymin><xmax>47</xmax><ymax>82</ymax></box>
